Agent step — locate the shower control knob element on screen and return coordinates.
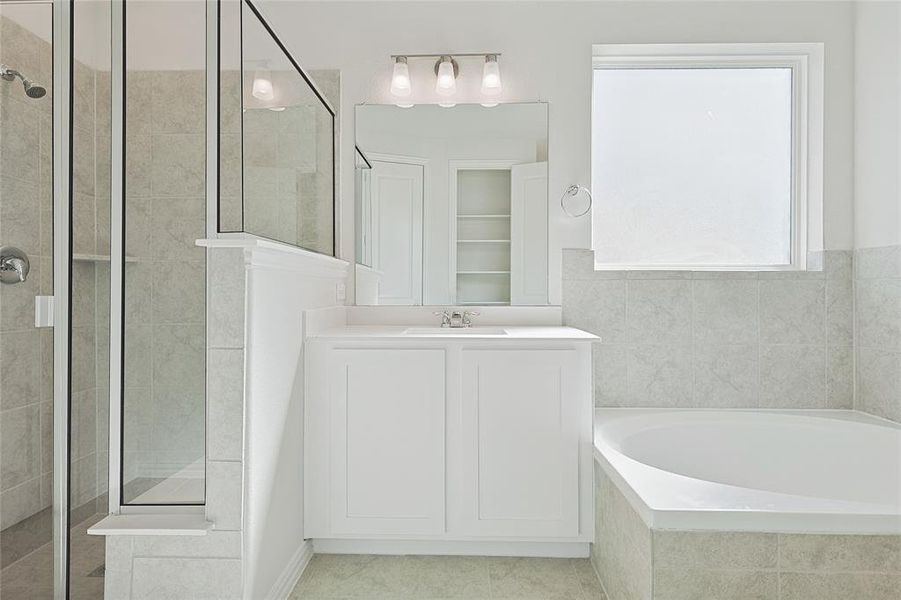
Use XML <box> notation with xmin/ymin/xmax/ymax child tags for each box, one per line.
<box><xmin>0</xmin><ymin>246</ymin><xmax>30</xmax><ymax>284</ymax></box>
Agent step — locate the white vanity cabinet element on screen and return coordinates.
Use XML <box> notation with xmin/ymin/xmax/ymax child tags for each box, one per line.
<box><xmin>457</xmin><ymin>349</ymin><xmax>581</xmax><ymax>538</ymax></box>
<box><xmin>326</xmin><ymin>348</ymin><xmax>446</xmax><ymax>535</ymax></box>
<box><xmin>304</xmin><ymin>326</ymin><xmax>596</xmax><ymax>555</ymax></box>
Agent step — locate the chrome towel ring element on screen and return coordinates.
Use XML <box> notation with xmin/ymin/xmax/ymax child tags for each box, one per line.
<box><xmin>560</xmin><ymin>184</ymin><xmax>592</xmax><ymax>218</ymax></box>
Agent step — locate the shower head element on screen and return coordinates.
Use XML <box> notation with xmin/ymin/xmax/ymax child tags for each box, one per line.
<box><xmin>22</xmin><ymin>78</ymin><xmax>46</xmax><ymax>98</ymax></box>
<box><xmin>0</xmin><ymin>64</ymin><xmax>46</xmax><ymax>99</ymax></box>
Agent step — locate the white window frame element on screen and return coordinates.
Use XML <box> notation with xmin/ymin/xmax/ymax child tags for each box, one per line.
<box><xmin>591</xmin><ymin>43</ymin><xmax>824</xmax><ymax>271</ymax></box>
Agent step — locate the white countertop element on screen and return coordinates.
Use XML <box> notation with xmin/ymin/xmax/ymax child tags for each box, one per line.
<box><xmin>310</xmin><ymin>325</ymin><xmax>599</xmax><ymax>341</ymax></box>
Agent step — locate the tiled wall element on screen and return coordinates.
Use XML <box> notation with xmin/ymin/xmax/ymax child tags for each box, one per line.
<box><xmin>563</xmin><ymin>249</ymin><xmax>854</xmax><ymax>410</ymax></box>
<box><xmin>1</xmin><ymin>12</ymin><xmax>111</xmax><ymax>533</ymax></box>
<box><xmin>122</xmin><ymin>69</ymin><xmax>207</xmax><ymax>494</ymax></box>
<box><xmin>0</xmin><ymin>15</ymin><xmax>54</xmax><ymax>530</ymax></box>
<box><xmin>592</xmin><ymin>468</ymin><xmax>901</xmax><ymax>600</ymax></box>
<box><xmin>855</xmin><ymin>245</ymin><xmax>901</xmax><ymax>423</ymax></box>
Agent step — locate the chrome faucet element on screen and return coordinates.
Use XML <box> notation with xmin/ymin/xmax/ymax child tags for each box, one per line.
<box><xmin>433</xmin><ymin>310</ymin><xmax>452</xmax><ymax>327</ymax></box>
<box><xmin>433</xmin><ymin>309</ymin><xmax>480</xmax><ymax>328</ymax></box>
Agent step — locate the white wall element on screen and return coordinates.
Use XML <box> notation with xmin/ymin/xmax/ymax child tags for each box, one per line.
<box><xmin>257</xmin><ymin>0</ymin><xmax>856</xmax><ymax>303</ymax></box>
<box><xmin>243</xmin><ymin>250</ymin><xmax>348</xmax><ymax>598</ymax></box>
<box><xmin>854</xmin><ymin>1</ymin><xmax>901</xmax><ymax>249</ymax></box>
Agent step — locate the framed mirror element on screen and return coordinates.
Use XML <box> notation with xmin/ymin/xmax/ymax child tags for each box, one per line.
<box><xmin>354</xmin><ymin>103</ymin><xmax>549</xmax><ymax>306</ymax></box>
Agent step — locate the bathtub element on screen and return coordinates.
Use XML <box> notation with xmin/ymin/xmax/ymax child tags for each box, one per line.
<box><xmin>593</xmin><ymin>409</ymin><xmax>901</xmax><ymax>535</ymax></box>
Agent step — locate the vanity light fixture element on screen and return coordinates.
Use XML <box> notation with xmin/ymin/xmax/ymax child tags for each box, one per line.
<box><xmin>435</xmin><ymin>55</ymin><xmax>458</xmax><ymax>97</ymax></box>
<box><xmin>480</xmin><ymin>54</ymin><xmax>502</xmax><ymax>107</ymax></box>
<box><xmin>251</xmin><ymin>67</ymin><xmax>274</xmax><ymax>101</ymax></box>
<box><xmin>390</xmin><ymin>56</ymin><xmax>413</xmax><ymax>107</ymax></box>
<box><xmin>389</xmin><ymin>53</ymin><xmax>501</xmax><ymax>107</ymax></box>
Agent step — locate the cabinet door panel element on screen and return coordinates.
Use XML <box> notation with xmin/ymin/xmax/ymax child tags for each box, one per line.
<box><xmin>330</xmin><ymin>349</ymin><xmax>445</xmax><ymax>535</ymax></box>
<box><xmin>460</xmin><ymin>349</ymin><xmax>579</xmax><ymax>537</ymax></box>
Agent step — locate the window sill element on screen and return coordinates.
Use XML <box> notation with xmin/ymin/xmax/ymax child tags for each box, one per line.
<box><xmin>87</xmin><ymin>514</ymin><xmax>212</xmax><ymax>537</ymax></box>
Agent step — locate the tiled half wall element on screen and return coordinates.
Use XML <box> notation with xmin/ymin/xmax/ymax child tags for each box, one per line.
<box><xmin>591</xmin><ymin>468</ymin><xmax>901</xmax><ymax>600</ymax></box>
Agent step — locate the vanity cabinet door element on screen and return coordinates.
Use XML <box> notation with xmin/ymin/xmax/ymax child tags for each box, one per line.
<box><xmin>459</xmin><ymin>349</ymin><xmax>580</xmax><ymax>538</ymax></box>
<box><xmin>329</xmin><ymin>348</ymin><xmax>446</xmax><ymax>535</ymax></box>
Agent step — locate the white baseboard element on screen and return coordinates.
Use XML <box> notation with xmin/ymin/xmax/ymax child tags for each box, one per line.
<box><xmin>311</xmin><ymin>539</ymin><xmax>589</xmax><ymax>558</ymax></box>
<box><xmin>267</xmin><ymin>540</ymin><xmax>314</xmax><ymax>599</ymax></box>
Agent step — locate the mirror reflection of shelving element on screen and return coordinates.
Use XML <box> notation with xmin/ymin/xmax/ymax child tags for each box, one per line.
<box><xmin>455</xmin><ymin>168</ymin><xmax>512</xmax><ymax>305</ymax></box>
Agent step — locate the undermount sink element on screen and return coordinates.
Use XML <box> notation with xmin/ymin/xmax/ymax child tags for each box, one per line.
<box><xmin>403</xmin><ymin>327</ymin><xmax>508</xmax><ymax>336</ymax></box>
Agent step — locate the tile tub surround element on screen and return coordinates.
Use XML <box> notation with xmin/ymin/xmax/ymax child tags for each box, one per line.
<box><xmin>562</xmin><ymin>249</ymin><xmax>854</xmax><ymax>410</ymax></box>
<box><xmin>290</xmin><ymin>554</ymin><xmax>608</xmax><ymax>599</ymax></box>
<box><xmin>855</xmin><ymin>244</ymin><xmax>901</xmax><ymax>422</ymax></box>
<box><xmin>591</xmin><ymin>468</ymin><xmax>901</xmax><ymax>600</ymax></box>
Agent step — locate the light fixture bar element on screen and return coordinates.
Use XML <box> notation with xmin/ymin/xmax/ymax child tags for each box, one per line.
<box><xmin>390</xmin><ymin>52</ymin><xmax>502</xmax><ymax>60</ymax></box>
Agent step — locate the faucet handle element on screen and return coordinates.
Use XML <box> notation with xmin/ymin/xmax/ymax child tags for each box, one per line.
<box><xmin>432</xmin><ymin>309</ymin><xmax>452</xmax><ymax>327</ymax></box>
<box><xmin>462</xmin><ymin>310</ymin><xmax>480</xmax><ymax>327</ymax></box>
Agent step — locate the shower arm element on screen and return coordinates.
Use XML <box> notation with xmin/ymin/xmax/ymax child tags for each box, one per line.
<box><xmin>0</xmin><ymin>64</ymin><xmax>22</xmax><ymax>82</ymax></box>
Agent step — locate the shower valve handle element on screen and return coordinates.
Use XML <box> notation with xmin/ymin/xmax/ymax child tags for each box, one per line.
<box><xmin>0</xmin><ymin>247</ymin><xmax>29</xmax><ymax>284</ymax></box>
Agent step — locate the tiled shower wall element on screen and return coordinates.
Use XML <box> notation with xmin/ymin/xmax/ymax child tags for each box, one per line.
<box><xmin>0</xmin><ymin>15</ymin><xmax>110</xmax><ymax>530</ymax></box>
<box><xmin>0</xmin><ymin>15</ymin><xmax>55</xmax><ymax>530</ymax></box>
<box><xmin>855</xmin><ymin>244</ymin><xmax>901</xmax><ymax>422</ymax></box>
<box><xmin>563</xmin><ymin>249</ymin><xmax>854</xmax><ymax>410</ymax></box>
<box><xmin>122</xmin><ymin>69</ymin><xmax>206</xmax><ymax>491</ymax></box>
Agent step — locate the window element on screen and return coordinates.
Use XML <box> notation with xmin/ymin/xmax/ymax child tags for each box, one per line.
<box><xmin>591</xmin><ymin>44</ymin><xmax>823</xmax><ymax>270</ymax></box>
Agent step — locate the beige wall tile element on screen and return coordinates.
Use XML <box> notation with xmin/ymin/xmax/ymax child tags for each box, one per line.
<box><xmin>826</xmin><ymin>279</ymin><xmax>853</xmax><ymax>346</ymax></box>
<box><xmin>131</xmin><ymin>557</ymin><xmax>242</xmax><ymax>600</ymax></box>
<box><xmin>593</xmin><ymin>344</ymin><xmax>629</xmax><ymax>407</ymax></box>
<box><xmin>653</xmin><ymin>568</ymin><xmax>777</xmax><ymax>600</ymax></box>
<box><xmin>826</xmin><ymin>345</ymin><xmax>854</xmax><ymax>408</ymax></box>
<box><xmin>151</xmin><ymin>71</ymin><xmax>205</xmax><ymax>134</ymax></box>
<box><xmin>857</xmin><ymin>279</ymin><xmax>901</xmax><ymax>351</ymax></box>
<box><xmin>0</xmin><ymin>330</ymin><xmax>41</xmax><ymax>409</ymax></box>
<box><xmin>856</xmin><ymin>246</ymin><xmax>901</xmax><ymax>280</ymax></box>
<box><xmin>592</xmin><ymin>468</ymin><xmax>652</xmax><ymax>600</ymax></box>
<box><xmin>627</xmin><ymin>344</ymin><xmax>692</xmax><ymax>407</ymax></box>
<box><xmin>151</xmin><ymin>260</ymin><xmax>205</xmax><ymax>324</ymax></box>
<box><xmin>857</xmin><ymin>347</ymin><xmax>901</xmax><ymax>421</ymax></box>
<box><xmin>692</xmin><ymin>343</ymin><xmax>758</xmax><ymax>408</ymax></box>
<box><xmin>150</xmin><ymin>197</ymin><xmax>206</xmax><ymax>261</ymax></box>
<box><xmin>779</xmin><ymin>534</ymin><xmax>901</xmax><ymax>572</ymax></box>
<box><xmin>208</xmin><ymin>349</ymin><xmax>245</xmax><ymax>462</ymax></box>
<box><xmin>692</xmin><ymin>280</ymin><xmax>758</xmax><ymax>345</ymax></box>
<box><xmin>563</xmin><ymin>279</ymin><xmax>626</xmax><ymax>342</ymax></box>
<box><xmin>759</xmin><ymin>280</ymin><xmax>825</xmax><ymax>344</ymax></box>
<box><xmin>132</xmin><ymin>531</ymin><xmax>242</xmax><ymax>559</ymax></box>
<box><xmin>150</xmin><ymin>133</ymin><xmax>206</xmax><ymax>197</ymax></box>
<box><xmin>206</xmin><ymin>460</ymin><xmax>243</xmax><ymax>531</ymax></box>
<box><xmin>759</xmin><ymin>344</ymin><xmax>826</xmax><ymax>408</ymax></box>
<box><xmin>626</xmin><ymin>280</ymin><xmax>692</xmax><ymax>344</ymax></box>
<box><xmin>209</xmin><ymin>247</ymin><xmax>247</xmax><ymax>349</ymax></box>
<box><xmin>653</xmin><ymin>531</ymin><xmax>777</xmax><ymax>570</ymax></box>
<box><xmin>779</xmin><ymin>572</ymin><xmax>901</xmax><ymax>600</ymax></box>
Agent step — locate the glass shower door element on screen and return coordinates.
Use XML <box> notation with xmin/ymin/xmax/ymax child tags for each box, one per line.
<box><xmin>68</xmin><ymin>0</ymin><xmax>112</xmax><ymax>597</ymax></box>
<box><xmin>0</xmin><ymin>2</ymin><xmax>55</xmax><ymax>597</ymax></box>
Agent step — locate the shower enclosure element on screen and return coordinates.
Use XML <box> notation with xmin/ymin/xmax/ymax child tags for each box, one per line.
<box><xmin>1</xmin><ymin>1</ymin><xmax>208</xmax><ymax>597</ymax></box>
<box><xmin>2</xmin><ymin>0</ymin><xmax>333</xmax><ymax>596</ymax></box>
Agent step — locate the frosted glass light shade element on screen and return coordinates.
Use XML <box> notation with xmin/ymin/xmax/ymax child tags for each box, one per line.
<box><xmin>481</xmin><ymin>55</ymin><xmax>502</xmax><ymax>97</ymax></box>
<box><xmin>435</xmin><ymin>56</ymin><xmax>457</xmax><ymax>96</ymax></box>
<box><xmin>390</xmin><ymin>57</ymin><xmax>412</xmax><ymax>97</ymax></box>
<box><xmin>251</xmin><ymin>69</ymin><xmax>274</xmax><ymax>101</ymax></box>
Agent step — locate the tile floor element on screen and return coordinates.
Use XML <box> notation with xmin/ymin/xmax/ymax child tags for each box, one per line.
<box><xmin>0</xmin><ymin>512</ymin><xmax>106</xmax><ymax>600</ymax></box>
<box><xmin>290</xmin><ymin>554</ymin><xmax>608</xmax><ymax>600</ymax></box>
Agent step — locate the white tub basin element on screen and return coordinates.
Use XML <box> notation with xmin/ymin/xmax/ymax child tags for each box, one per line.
<box><xmin>403</xmin><ymin>327</ymin><xmax>508</xmax><ymax>335</ymax></box>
